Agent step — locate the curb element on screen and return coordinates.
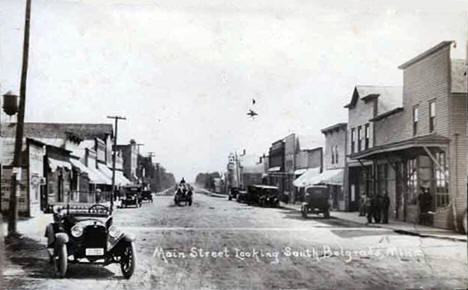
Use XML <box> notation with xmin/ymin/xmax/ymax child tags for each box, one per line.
<box><xmin>280</xmin><ymin>203</ymin><xmax>466</xmax><ymax>242</ymax></box>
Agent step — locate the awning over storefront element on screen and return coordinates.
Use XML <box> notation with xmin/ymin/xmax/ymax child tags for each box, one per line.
<box><xmin>115</xmin><ymin>170</ymin><xmax>131</xmax><ymax>186</ymax></box>
<box><xmin>268</xmin><ymin>166</ymin><xmax>281</xmax><ymax>172</ymax></box>
<box><xmin>293</xmin><ymin>167</ymin><xmax>321</xmax><ymax>187</ymax></box>
<box><xmin>294</xmin><ymin>168</ymin><xmax>307</xmax><ymax>175</ymax></box>
<box><xmin>70</xmin><ymin>159</ymin><xmax>108</xmax><ymax>184</ymax></box>
<box><xmin>349</xmin><ymin>134</ymin><xmax>449</xmax><ymax>160</ymax></box>
<box><xmin>310</xmin><ymin>169</ymin><xmax>344</xmax><ymax>186</ymax></box>
<box><xmin>98</xmin><ymin>164</ymin><xmax>113</xmax><ymax>179</ymax></box>
<box><xmin>48</xmin><ymin>158</ymin><xmax>72</xmax><ymax>171</ymax></box>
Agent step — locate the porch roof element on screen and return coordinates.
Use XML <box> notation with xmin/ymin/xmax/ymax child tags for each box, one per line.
<box><xmin>349</xmin><ymin>134</ymin><xmax>449</xmax><ymax>160</ymax></box>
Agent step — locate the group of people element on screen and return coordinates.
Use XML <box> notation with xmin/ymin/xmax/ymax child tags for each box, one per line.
<box><xmin>359</xmin><ymin>193</ymin><xmax>390</xmax><ymax>224</ymax></box>
<box><xmin>359</xmin><ymin>186</ymin><xmax>433</xmax><ymax>225</ymax></box>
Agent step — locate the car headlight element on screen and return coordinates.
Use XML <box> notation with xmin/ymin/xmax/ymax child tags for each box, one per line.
<box><xmin>71</xmin><ymin>224</ymin><xmax>83</xmax><ymax>238</ymax></box>
<box><xmin>108</xmin><ymin>225</ymin><xmax>121</xmax><ymax>238</ymax></box>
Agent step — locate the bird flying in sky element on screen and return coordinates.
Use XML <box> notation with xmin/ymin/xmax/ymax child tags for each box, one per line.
<box><xmin>247</xmin><ymin>109</ymin><xmax>258</xmax><ymax>119</ymax></box>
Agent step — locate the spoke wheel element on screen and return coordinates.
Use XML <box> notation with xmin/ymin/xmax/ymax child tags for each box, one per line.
<box><xmin>55</xmin><ymin>244</ymin><xmax>68</xmax><ymax>278</ymax></box>
<box><xmin>301</xmin><ymin>206</ymin><xmax>308</xmax><ymax>218</ymax></box>
<box><xmin>120</xmin><ymin>242</ymin><xmax>136</xmax><ymax>279</ymax></box>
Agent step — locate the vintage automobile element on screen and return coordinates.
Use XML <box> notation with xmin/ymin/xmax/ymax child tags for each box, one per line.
<box><xmin>174</xmin><ymin>184</ymin><xmax>193</xmax><ymax>206</ymax></box>
<box><xmin>44</xmin><ymin>204</ymin><xmax>136</xmax><ymax>278</ymax></box>
<box><xmin>228</xmin><ymin>187</ymin><xmax>239</xmax><ymax>201</ymax></box>
<box><xmin>141</xmin><ymin>190</ymin><xmax>153</xmax><ymax>203</ymax></box>
<box><xmin>301</xmin><ymin>185</ymin><xmax>331</xmax><ymax>218</ymax></box>
<box><xmin>246</xmin><ymin>185</ymin><xmax>280</xmax><ymax>207</ymax></box>
<box><xmin>121</xmin><ymin>185</ymin><xmax>142</xmax><ymax>208</ymax></box>
<box><xmin>235</xmin><ymin>189</ymin><xmax>248</xmax><ymax>203</ymax></box>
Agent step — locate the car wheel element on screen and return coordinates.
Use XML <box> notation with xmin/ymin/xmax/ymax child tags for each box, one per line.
<box><xmin>301</xmin><ymin>206</ymin><xmax>308</xmax><ymax>218</ymax></box>
<box><xmin>323</xmin><ymin>210</ymin><xmax>330</xmax><ymax>219</ymax></box>
<box><xmin>120</xmin><ymin>242</ymin><xmax>136</xmax><ymax>279</ymax></box>
<box><xmin>228</xmin><ymin>195</ymin><xmax>232</xmax><ymax>201</ymax></box>
<box><xmin>55</xmin><ymin>244</ymin><xmax>68</xmax><ymax>278</ymax></box>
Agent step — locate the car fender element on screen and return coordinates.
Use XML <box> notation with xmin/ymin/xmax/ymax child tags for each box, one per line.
<box><xmin>108</xmin><ymin>232</ymin><xmax>136</xmax><ymax>251</ymax></box>
<box><xmin>55</xmin><ymin>232</ymin><xmax>69</xmax><ymax>246</ymax></box>
<box><xmin>122</xmin><ymin>233</ymin><xmax>136</xmax><ymax>243</ymax></box>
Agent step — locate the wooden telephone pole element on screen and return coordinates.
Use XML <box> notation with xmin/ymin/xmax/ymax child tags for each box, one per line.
<box><xmin>8</xmin><ymin>0</ymin><xmax>32</xmax><ymax>237</ymax></box>
<box><xmin>107</xmin><ymin>116</ymin><xmax>126</xmax><ymax>211</ymax></box>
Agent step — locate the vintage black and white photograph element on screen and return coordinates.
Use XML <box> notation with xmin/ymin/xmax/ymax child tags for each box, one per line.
<box><xmin>0</xmin><ymin>0</ymin><xmax>468</xmax><ymax>289</ymax></box>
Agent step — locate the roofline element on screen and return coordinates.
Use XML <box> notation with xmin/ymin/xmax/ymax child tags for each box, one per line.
<box><xmin>321</xmin><ymin>122</ymin><xmax>347</xmax><ymax>134</ymax></box>
<box><xmin>398</xmin><ymin>41</ymin><xmax>454</xmax><ymax>69</ymax></box>
<box><xmin>369</xmin><ymin>107</ymin><xmax>404</xmax><ymax>122</ymax></box>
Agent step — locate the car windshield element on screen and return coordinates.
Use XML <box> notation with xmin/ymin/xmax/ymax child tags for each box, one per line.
<box><xmin>306</xmin><ymin>187</ymin><xmax>327</xmax><ymax>195</ymax></box>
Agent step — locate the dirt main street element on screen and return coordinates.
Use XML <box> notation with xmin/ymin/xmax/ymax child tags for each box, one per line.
<box><xmin>2</xmin><ymin>191</ymin><xmax>468</xmax><ymax>289</ymax></box>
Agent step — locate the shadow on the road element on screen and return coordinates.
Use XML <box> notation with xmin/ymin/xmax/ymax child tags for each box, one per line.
<box><xmin>279</xmin><ymin>208</ymin><xmax>369</xmax><ymax>228</ymax></box>
<box><xmin>5</xmin><ymin>236</ymin><xmax>122</xmax><ymax>280</ymax></box>
<box><xmin>61</xmin><ymin>264</ymin><xmax>120</xmax><ymax>280</ymax></box>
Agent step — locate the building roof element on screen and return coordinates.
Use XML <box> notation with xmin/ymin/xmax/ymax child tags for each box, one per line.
<box><xmin>295</xmin><ymin>135</ymin><xmax>322</xmax><ymax>151</ymax></box>
<box><xmin>369</xmin><ymin>107</ymin><xmax>404</xmax><ymax>122</ymax></box>
<box><xmin>398</xmin><ymin>41</ymin><xmax>454</xmax><ymax>69</ymax></box>
<box><xmin>451</xmin><ymin>59</ymin><xmax>467</xmax><ymax>93</ymax></box>
<box><xmin>321</xmin><ymin>123</ymin><xmax>347</xmax><ymax>134</ymax></box>
<box><xmin>1</xmin><ymin>122</ymin><xmax>113</xmax><ymax>140</ymax></box>
<box><xmin>344</xmin><ymin>85</ymin><xmax>402</xmax><ymax>113</ymax></box>
<box><xmin>238</xmin><ymin>154</ymin><xmax>260</xmax><ymax>168</ymax></box>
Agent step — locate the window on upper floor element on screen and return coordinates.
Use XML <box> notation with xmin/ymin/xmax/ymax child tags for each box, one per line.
<box><xmin>331</xmin><ymin>146</ymin><xmax>335</xmax><ymax>164</ymax></box>
<box><xmin>335</xmin><ymin>145</ymin><xmax>339</xmax><ymax>164</ymax></box>
<box><xmin>364</xmin><ymin>123</ymin><xmax>370</xmax><ymax>150</ymax></box>
<box><xmin>413</xmin><ymin>105</ymin><xmax>419</xmax><ymax>136</ymax></box>
<box><xmin>357</xmin><ymin>126</ymin><xmax>363</xmax><ymax>152</ymax></box>
<box><xmin>351</xmin><ymin>128</ymin><xmax>356</xmax><ymax>153</ymax></box>
<box><xmin>429</xmin><ymin>100</ymin><xmax>436</xmax><ymax>133</ymax></box>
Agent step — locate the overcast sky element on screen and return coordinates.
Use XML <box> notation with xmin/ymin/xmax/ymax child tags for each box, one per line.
<box><xmin>0</xmin><ymin>0</ymin><xmax>467</xmax><ymax>181</ymax></box>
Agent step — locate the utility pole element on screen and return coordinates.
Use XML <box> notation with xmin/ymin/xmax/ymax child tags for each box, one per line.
<box><xmin>107</xmin><ymin>115</ymin><xmax>126</xmax><ymax>211</ymax></box>
<box><xmin>135</xmin><ymin>143</ymin><xmax>144</xmax><ymax>184</ymax></box>
<box><xmin>8</xmin><ymin>0</ymin><xmax>32</xmax><ymax>238</ymax></box>
<box><xmin>146</xmin><ymin>152</ymin><xmax>155</xmax><ymax>190</ymax></box>
<box><xmin>465</xmin><ymin>39</ymin><xmax>468</xmax><ymax>260</ymax></box>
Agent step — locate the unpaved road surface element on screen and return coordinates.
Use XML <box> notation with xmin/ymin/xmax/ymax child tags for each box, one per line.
<box><xmin>2</xmin><ymin>191</ymin><xmax>468</xmax><ymax>289</ymax></box>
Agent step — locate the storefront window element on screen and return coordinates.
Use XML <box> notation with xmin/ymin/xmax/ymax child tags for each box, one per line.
<box><xmin>434</xmin><ymin>152</ymin><xmax>449</xmax><ymax>207</ymax></box>
<box><xmin>407</xmin><ymin>159</ymin><xmax>418</xmax><ymax>204</ymax></box>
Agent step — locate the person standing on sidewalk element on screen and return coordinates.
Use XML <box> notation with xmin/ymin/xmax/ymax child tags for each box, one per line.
<box><xmin>359</xmin><ymin>194</ymin><xmax>367</xmax><ymax>216</ymax></box>
<box><xmin>373</xmin><ymin>194</ymin><xmax>382</xmax><ymax>224</ymax></box>
<box><xmin>382</xmin><ymin>192</ymin><xmax>390</xmax><ymax>224</ymax></box>
<box><xmin>418</xmin><ymin>186</ymin><xmax>432</xmax><ymax>225</ymax></box>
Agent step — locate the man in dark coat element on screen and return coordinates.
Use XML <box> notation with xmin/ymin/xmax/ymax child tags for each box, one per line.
<box><xmin>382</xmin><ymin>192</ymin><xmax>390</xmax><ymax>224</ymax></box>
<box><xmin>418</xmin><ymin>187</ymin><xmax>432</xmax><ymax>225</ymax></box>
<box><xmin>373</xmin><ymin>195</ymin><xmax>382</xmax><ymax>224</ymax></box>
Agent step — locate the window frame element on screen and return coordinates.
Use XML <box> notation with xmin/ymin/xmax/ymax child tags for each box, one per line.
<box><xmin>413</xmin><ymin>105</ymin><xmax>419</xmax><ymax>136</ymax></box>
<box><xmin>364</xmin><ymin>123</ymin><xmax>370</xmax><ymax>149</ymax></box>
<box><xmin>357</xmin><ymin>126</ymin><xmax>362</xmax><ymax>152</ymax></box>
<box><xmin>429</xmin><ymin>100</ymin><xmax>436</xmax><ymax>132</ymax></box>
